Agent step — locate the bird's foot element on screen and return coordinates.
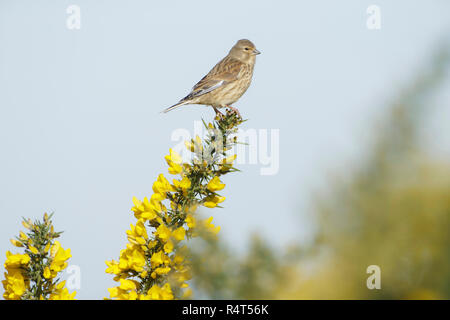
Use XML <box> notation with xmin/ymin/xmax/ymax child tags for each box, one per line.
<box><xmin>213</xmin><ymin>107</ymin><xmax>225</xmax><ymax>120</ymax></box>
<box><xmin>226</xmin><ymin>106</ymin><xmax>241</xmax><ymax>118</ymax></box>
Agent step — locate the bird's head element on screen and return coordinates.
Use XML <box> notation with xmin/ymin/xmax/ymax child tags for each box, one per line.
<box><xmin>229</xmin><ymin>39</ymin><xmax>260</xmax><ymax>64</ymax></box>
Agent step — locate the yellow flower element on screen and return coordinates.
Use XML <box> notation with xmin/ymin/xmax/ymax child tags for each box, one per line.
<box><xmin>49</xmin><ymin>285</ymin><xmax>76</xmax><ymax>300</ymax></box>
<box><xmin>129</xmin><ymin>248</ymin><xmax>146</xmax><ymax>272</ymax></box>
<box><xmin>140</xmin><ymin>270</ymin><xmax>148</xmax><ymax>278</ymax></box>
<box><xmin>203</xmin><ymin>217</ymin><xmax>221</xmax><ymax>235</ymax></box>
<box><xmin>147</xmin><ymin>240</ymin><xmax>157</xmax><ymax>250</ymax></box>
<box><xmin>150</xmin><ymin>251</ymin><xmax>163</xmax><ymax>267</ymax></box>
<box><xmin>134</xmin><ymin>220</ymin><xmax>148</xmax><ymax>238</ymax></box>
<box><xmin>49</xmin><ymin>241</ymin><xmax>71</xmax><ymax>274</ymax></box>
<box><xmin>194</xmin><ymin>135</ymin><xmax>203</xmax><ymax>151</ymax></box>
<box><xmin>165</xmin><ymin>149</ymin><xmax>183</xmax><ymax>175</ymax></box>
<box><xmin>155</xmin><ymin>266</ymin><xmax>171</xmax><ymax>275</ymax></box>
<box><xmin>168</xmin><ymin>163</ymin><xmax>182</xmax><ymax>175</ymax></box>
<box><xmin>155</xmin><ymin>224</ymin><xmax>171</xmax><ymax>242</ymax></box>
<box><xmin>131</xmin><ymin>196</ymin><xmax>159</xmax><ymax>221</ymax></box>
<box><xmin>161</xmin><ymin>283</ymin><xmax>174</xmax><ymax>300</ymax></box>
<box><xmin>9</xmin><ymin>239</ymin><xmax>23</xmax><ymax>248</ymax></box>
<box><xmin>164</xmin><ymin>240</ymin><xmax>174</xmax><ymax>253</ymax></box>
<box><xmin>168</xmin><ymin>148</ymin><xmax>182</xmax><ymax>163</ymax></box>
<box><xmin>172</xmin><ymin>266</ymin><xmax>192</xmax><ymax>284</ymax></box>
<box><xmin>21</xmin><ymin>220</ymin><xmax>32</xmax><ymax>230</ymax></box>
<box><xmin>19</xmin><ymin>231</ymin><xmax>28</xmax><ymax>241</ymax></box>
<box><xmin>150</xmin><ymin>250</ymin><xmax>169</xmax><ymax>267</ymax></box>
<box><xmin>107</xmin><ymin>286</ymin><xmax>134</xmax><ymax>300</ymax></box>
<box><xmin>186</xmin><ymin>214</ymin><xmax>196</xmax><ymax>229</ymax></box>
<box><xmin>203</xmin><ymin>195</ymin><xmax>226</xmax><ymax>208</ymax></box>
<box><xmin>172</xmin><ymin>227</ymin><xmax>186</xmax><ymax>241</ymax></box>
<box><xmin>2</xmin><ymin>268</ymin><xmax>28</xmax><ymax>300</ymax></box>
<box><xmin>126</xmin><ymin>219</ymin><xmax>148</xmax><ymax>245</ymax></box>
<box><xmin>184</xmin><ymin>140</ymin><xmax>195</xmax><ymax>152</ymax></box>
<box><xmin>207</xmin><ymin>176</ymin><xmax>226</xmax><ymax>192</ymax></box>
<box><xmin>108</xmin><ymin>286</ymin><xmax>123</xmax><ymax>299</ymax></box>
<box><xmin>105</xmin><ymin>260</ymin><xmax>121</xmax><ymax>275</ymax></box>
<box><xmin>29</xmin><ymin>246</ymin><xmax>39</xmax><ymax>255</ymax></box>
<box><xmin>116</xmin><ymin>246</ymin><xmax>146</xmax><ymax>273</ymax></box>
<box><xmin>131</xmin><ymin>196</ymin><xmax>144</xmax><ymax>211</ymax></box>
<box><xmin>128</xmin><ymin>290</ymin><xmax>138</xmax><ymax>300</ymax></box>
<box><xmin>119</xmin><ymin>279</ymin><xmax>137</xmax><ymax>291</ymax></box>
<box><xmin>146</xmin><ymin>283</ymin><xmax>174</xmax><ymax>300</ymax></box>
<box><xmin>146</xmin><ymin>284</ymin><xmax>161</xmax><ymax>299</ymax></box>
<box><xmin>4</xmin><ymin>251</ymin><xmax>30</xmax><ymax>268</ymax></box>
<box><xmin>182</xmin><ymin>288</ymin><xmax>193</xmax><ymax>299</ymax></box>
<box><xmin>152</xmin><ymin>174</ymin><xmax>174</xmax><ymax>196</ymax></box>
<box><xmin>43</xmin><ymin>267</ymin><xmax>51</xmax><ymax>279</ymax></box>
<box><xmin>219</xmin><ymin>154</ymin><xmax>237</xmax><ymax>173</ymax></box>
<box><xmin>173</xmin><ymin>176</ymin><xmax>191</xmax><ymax>191</ymax></box>
<box><xmin>223</xmin><ymin>154</ymin><xmax>237</xmax><ymax>164</ymax></box>
<box><xmin>172</xmin><ymin>253</ymin><xmax>184</xmax><ymax>265</ymax></box>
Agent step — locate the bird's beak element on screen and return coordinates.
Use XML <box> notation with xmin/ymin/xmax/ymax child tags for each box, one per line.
<box><xmin>252</xmin><ymin>48</ymin><xmax>261</xmax><ymax>55</ymax></box>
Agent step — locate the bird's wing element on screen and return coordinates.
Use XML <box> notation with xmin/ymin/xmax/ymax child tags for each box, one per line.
<box><xmin>183</xmin><ymin>58</ymin><xmax>243</xmax><ymax>100</ymax></box>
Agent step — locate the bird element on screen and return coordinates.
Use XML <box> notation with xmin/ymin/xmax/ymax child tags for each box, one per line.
<box><xmin>162</xmin><ymin>39</ymin><xmax>260</xmax><ymax>117</ymax></box>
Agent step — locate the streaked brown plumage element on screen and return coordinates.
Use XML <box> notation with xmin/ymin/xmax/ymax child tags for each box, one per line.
<box><xmin>163</xmin><ymin>39</ymin><xmax>260</xmax><ymax>116</ymax></box>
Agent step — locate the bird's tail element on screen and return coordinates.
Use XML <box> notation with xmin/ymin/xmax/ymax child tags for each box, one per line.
<box><xmin>161</xmin><ymin>100</ymin><xmax>189</xmax><ymax>113</ymax></box>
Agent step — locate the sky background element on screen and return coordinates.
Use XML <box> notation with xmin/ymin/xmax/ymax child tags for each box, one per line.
<box><xmin>0</xmin><ymin>0</ymin><xmax>449</xmax><ymax>299</ymax></box>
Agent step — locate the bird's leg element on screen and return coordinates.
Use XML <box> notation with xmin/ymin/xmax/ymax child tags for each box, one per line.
<box><xmin>213</xmin><ymin>106</ymin><xmax>225</xmax><ymax>119</ymax></box>
<box><xmin>226</xmin><ymin>105</ymin><xmax>241</xmax><ymax>118</ymax></box>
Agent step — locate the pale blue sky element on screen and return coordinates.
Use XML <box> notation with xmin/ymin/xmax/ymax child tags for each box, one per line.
<box><xmin>1</xmin><ymin>0</ymin><xmax>449</xmax><ymax>299</ymax></box>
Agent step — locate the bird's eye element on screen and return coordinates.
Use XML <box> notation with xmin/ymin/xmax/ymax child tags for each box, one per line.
<box><xmin>244</xmin><ymin>47</ymin><xmax>249</xmax><ymax>51</ymax></box>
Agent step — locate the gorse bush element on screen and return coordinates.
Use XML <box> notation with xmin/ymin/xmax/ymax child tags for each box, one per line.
<box><xmin>104</xmin><ymin>112</ymin><xmax>243</xmax><ymax>300</ymax></box>
<box><xmin>2</xmin><ymin>111</ymin><xmax>243</xmax><ymax>300</ymax></box>
<box><xmin>2</xmin><ymin>213</ymin><xmax>76</xmax><ymax>300</ymax></box>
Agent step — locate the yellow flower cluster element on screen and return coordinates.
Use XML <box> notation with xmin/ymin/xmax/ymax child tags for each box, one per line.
<box><xmin>2</xmin><ymin>213</ymin><xmax>76</xmax><ymax>300</ymax></box>
<box><xmin>106</xmin><ymin>112</ymin><xmax>243</xmax><ymax>300</ymax></box>
<box><xmin>44</xmin><ymin>241</ymin><xmax>72</xmax><ymax>280</ymax></box>
<box><xmin>2</xmin><ymin>252</ymin><xmax>30</xmax><ymax>299</ymax></box>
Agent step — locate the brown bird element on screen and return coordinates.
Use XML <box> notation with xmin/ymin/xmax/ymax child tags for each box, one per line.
<box><xmin>162</xmin><ymin>39</ymin><xmax>260</xmax><ymax>117</ymax></box>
